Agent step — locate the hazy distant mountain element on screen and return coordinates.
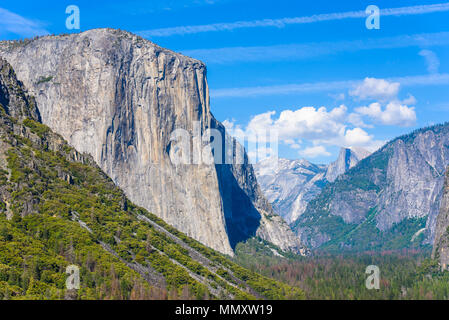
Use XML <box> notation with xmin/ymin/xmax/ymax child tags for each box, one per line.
<box><xmin>294</xmin><ymin>124</ymin><xmax>449</xmax><ymax>251</ymax></box>
<box><xmin>325</xmin><ymin>147</ymin><xmax>371</xmax><ymax>183</ymax></box>
<box><xmin>254</xmin><ymin>158</ymin><xmax>327</xmax><ymax>224</ymax></box>
<box><xmin>254</xmin><ymin>147</ymin><xmax>370</xmax><ymax>224</ymax></box>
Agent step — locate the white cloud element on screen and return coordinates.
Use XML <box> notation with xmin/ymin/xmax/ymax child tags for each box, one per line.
<box><xmin>247</xmin><ymin>146</ymin><xmax>275</xmax><ymax>162</ymax></box>
<box><xmin>329</xmin><ymin>93</ymin><xmax>346</xmax><ymax>101</ymax></box>
<box><xmin>299</xmin><ymin>146</ymin><xmax>331</xmax><ymax>158</ymax></box>
<box><xmin>284</xmin><ymin>139</ymin><xmax>301</xmax><ymax>149</ymax></box>
<box><xmin>347</xmin><ymin>78</ymin><xmax>417</xmax><ymax>127</ymax></box>
<box><xmin>138</xmin><ymin>2</ymin><xmax>449</xmax><ymax>37</ymax></box>
<box><xmin>355</xmin><ymin>101</ymin><xmax>416</xmax><ymax>126</ymax></box>
<box><xmin>392</xmin><ymin>73</ymin><xmax>449</xmax><ymax>86</ymax></box>
<box><xmin>224</xmin><ymin>75</ymin><xmax>416</xmax><ymax>159</ymax></box>
<box><xmin>290</xmin><ymin>143</ymin><xmax>301</xmax><ymax>149</ymax></box>
<box><xmin>222</xmin><ymin>119</ymin><xmax>236</xmax><ymax>131</ymax></box>
<box><xmin>250</xmin><ymin>105</ymin><xmax>348</xmax><ymax>142</ymax></box>
<box><xmin>343</xmin><ymin>128</ymin><xmax>373</xmax><ymax>146</ymax></box>
<box><xmin>350</xmin><ymin>78</ymin><xmax>400</xmax><ymax>101</ymax></box>
<box><xmin>0</xmin><ymin>8</ymin><xmax>48</xmax><ymax>37</ymax></box>
<box><xmin>224</xmin><ymin>104</ymin><xmax>385</xmax><ymax>156</ymax></box>
<box><xmin>212</xmin><ymin>79</ymin><xmax>356</xmax><ymax>98</ymax></box>
<box><xmin>419</xmin><ymin>49</ymin><xmax>440</xmax><ymax>74</ymax></box>
<box><xmin>326</xmin><ymin>126</ymin><xmax>384</xmax><ymax>151</ymax></box>
<box><xmin>347</xmin><ymin>113</ymin><xmax>372</xmax><ymax>128</ymax></box>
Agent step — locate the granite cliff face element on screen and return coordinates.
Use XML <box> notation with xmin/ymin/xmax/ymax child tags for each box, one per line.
<box><xmin>0</xmin><ymin>58</ymin><xmax>306</xmax><ymax>299</ymax></box>
<box><xmin>0</xmin><ymin>58</ymin><xmax>40</xmax><ymax>122</ymax></box>
<box><xmin>254</xmin><ymin>147</ymin><xmax>369</xmax><ymax>224</ymax></box>
<box><xmin>325</xmin><ymin>147</ymin><xmax>370</xmax><ymax>183</ymax></box>
<box><xmin>254</xmin><ymin>158</ymin><xmax>327</xmax><ymax>224</ymax></box>
<box><xmin>0</xmin><ymin>29</ymin><xmax>302</xmax><ymax>256</ymax></box>
<box><xmin>294</xmin><ymin>124</ymin><xmax>449</xmax><ymax>251</ymax></box>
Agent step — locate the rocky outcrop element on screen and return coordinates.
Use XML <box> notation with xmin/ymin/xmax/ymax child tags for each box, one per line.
<box><xmin>0</xmin><ymin>29</ymin><xmax>302</xmax><ymax>255</ymax></box>
<box><xmin>433</xmin><ymin>167</ymin><xmax>449</xmax><ymax>270</ymax></box>
<box><xmin>254</xmin><ymin>147</ymin><xmax>369</xmax><ymax>224</ymax></box>
<box><xmin>254</xmin><ymin>158</ymin><xmax>327</xmax><ymax>224</ymax></box>
<box><xmin>0</xmin><ymin>58</ymin><xmax>306</xmax><ymax>299</ymax></box>
<box><xmin>0</xmin><ymin>57</ymin><xmax>40</xmax><ymax>121</ymax></box>
<box><xmin>325</xmin><ymin>147</ymin><xmax>370</xmax><ymax>183</ymax></box>
<box><xmin>294</xmin><ymin>124</ymin><xmax>449</xmax><ymax>251</ymax></box>
<box><xmin>0</xmin><ymin>58</ymin><xmax>92</xmax><ymax>219</ymax></box>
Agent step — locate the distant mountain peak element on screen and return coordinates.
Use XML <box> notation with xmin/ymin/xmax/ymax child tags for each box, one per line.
<box><xmin>295</xmin><ymin>122</ymin><xmax>449</xmax><ymax>251</ymax></box>
<box><xmin>325</xmin><ymin>147</ymin><xmax>371</xmax><ymax>183</ymax></box>
<box><xmin>254</xmin><ymin>149</ymin><xmax>368</xmax><ymax>224</ymax></box>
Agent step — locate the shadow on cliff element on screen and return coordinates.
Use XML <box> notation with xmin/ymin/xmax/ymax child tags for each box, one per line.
<box><xmin>215</xmin><ymin>164</ymin><xmax>261</xmax><ymax>250</ymax></box>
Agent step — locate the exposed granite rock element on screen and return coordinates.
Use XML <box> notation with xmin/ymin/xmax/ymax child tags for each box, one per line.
<box><xmin>0</xmin><ymin>58</ymin><xmax>305</xmax><ymax>298</ymax></box>
<box><xmin>295</xmin><ymin>124</ymin><xmax>449</xmax><ymax>250</ymax></box>
<box><xmin>0</xmin><ymin>29</ymin><xmax>302</xmax><ymax>255</ymax></box>
<box><xmin>254</xmin><ymin>158</ymin><xmax>327</xmax><ymax>224</ymax></box>
<box><xmin>254</xmin><ymin>147</ymin><xmax>369</xmax><ymax>224</ymax></box>
<box><xmin>329</xmin><ymin>188</ymin><xmax>378</xmax><ymax>224</ymax></box>
<box><xmin>0</xmin><ymin>57</ymin><xmax>40</xmax><ymax>121</ymax></box>
<box><xmin>0</xmin><ymin>58</ymin><xmax>93</xmax><ymax>219</ymax></box>
<box><xmin>325</xmin><ymin>147</ymin><xmax>370</xmax><ymax>183</ymax></box>
<box><xmin>433</xmin><ymin>167</ymin><xmax>449</xmax><ymax>270</ymax></box>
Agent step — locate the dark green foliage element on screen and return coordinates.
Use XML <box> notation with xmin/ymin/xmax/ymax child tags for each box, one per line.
<box><xmin>22</xmin><ymin>118</ymin><xmax>50</xmax><ymax>139</ymax></box>
<box><xmin>294</xmin><ymin>122</ymin><xmax>449</xmax><ymax>251</ymax></box>
<box><xmin>235</xmin><ymin>241</ymin><xmax>449</xmax><ymax>300</ymax></box>
<box><xmin>0</xmin><ymin>112</ymin><xmax>304</xmax><ymax>300</ymax></box>
<box><xmin>0</xmin><ymin>56</ymin><xmax>304</xmax><ymax>300</ymax></box>
<box><xmin>296</xmin><ymin>206</ymin><xmax>429</xmax><ymax>253</ymax></box>
<box><xmin>35</xmin><ymin>76</ymin><xmax>53</xmax><ymax>85</ymax></box>
<box><xmin>321</xmin><ymin>211</ymin><xmax>429</xmax><ymax>252</ymax></box>
<box><xmin>389</xmin><ymin>122</ymin><xmax>449</xmax><ymax>146</ymax></box>
<box><xmin>0</xmin><ymin>213</ymin><xmax>157</xmax><ymax>300</ymax></box>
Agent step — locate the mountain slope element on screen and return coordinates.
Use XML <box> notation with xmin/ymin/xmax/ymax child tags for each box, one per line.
<box><xmin>254</xmin><ymin>158</ymin><xmax>327</xmax><ymax>224</ymax></box>
<box><xmin>294</xmin><ymin>124</ymin><xmax>449</xmax><ymax>251</ymax></box>
<box><xmin>325</xmin><ymin>147</ymin><xmax>371</xmax><ymax>183</ymax></box>
<box><xmin>433</xmin><ymin>166</ymin><xmax>449</xmax><ymax>270</ymax></box>
<box><xmin>254</xmin><ymin>147</ymin><xmax>369</xmax><ymax>224</ymax></box>
<box><xmin>0</xmin><ymin>57</ymin><xmax>304</xmax><ymax>300</ymax></box>
<box><xmin>0</xmin><ymin>29</ymin><xmax>301</xmax><ymax>255</ymax></box>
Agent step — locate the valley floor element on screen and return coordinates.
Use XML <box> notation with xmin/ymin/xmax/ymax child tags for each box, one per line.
<box><xmin>234</xmin><ymin>239</ymin><xmax>449</xmax><ymax>300</ymax></box>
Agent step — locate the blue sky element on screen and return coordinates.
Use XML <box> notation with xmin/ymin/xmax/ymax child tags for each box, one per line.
<box><xmin>1</xmin><ymin>0</ymin><xmax>448</xmax><ymax>163</ymax></box>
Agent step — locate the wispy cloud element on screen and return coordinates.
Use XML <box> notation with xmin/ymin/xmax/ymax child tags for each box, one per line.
<box><xmin>138</xmin><ymin>2</ymin><xmax>449</xmax><ymax>37</ymax></box>
<box><xmin>211</xmin><ymin>74</ymin><xmax>449</xmax><ymax>98</ymax></box>
<box><xmin>392</xmin><ymin>73</ymin><xmax>449</xmax><ymax>86</ymax></box>
<box><xmin>181</xmin><ymin>32</ymin><xmax>449</xmax><ymax>64</ymax></box>
<box><xmin>117</xmin><ymin>0</ymin><xmax>225</xmax><ymax>15</ymax></box>
<box><xmin>0</xmin><ymin>8</ymin><xmax>49</xmax><ymax>37</ymax></box>
<box><xmin>212</xmin><ymin>80</ymin><xmax>357</xmax><ymax>98</ymax></box>
<box><xmin>419</xmin><ymin>49</ymin><xmax>440</xmax><ymax>73</ymax></box>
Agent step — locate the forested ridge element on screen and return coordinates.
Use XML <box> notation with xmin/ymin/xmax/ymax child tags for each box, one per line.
<box><xmin>235</xmin><ymin>239</ymin><xmax>449</xmax><ymax>299</ymax></box>
<box><xmin>0</xmin><ymin>58</ymin><xmax>304</xmax><ymax>300</ymax></box>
